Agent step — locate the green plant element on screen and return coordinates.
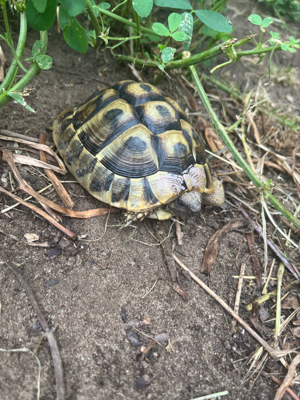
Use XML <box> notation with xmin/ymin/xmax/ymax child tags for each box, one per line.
<box><xmin>0</xmin><ymin>0</ymin><xmax>300</xmax><ymax>232</ymax></box>
<box><xmin>258</xmin><ymin>0</ymin><xmax>300</xmax><ymax>22</ymax></box>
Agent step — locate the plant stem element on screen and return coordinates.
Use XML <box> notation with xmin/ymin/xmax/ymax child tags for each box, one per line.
<box><xmin>236</xmin><ymin>38</ymin><xmax>300</xmax><ymax>58</ymax></box>
<box><xmin>199</xmin><ymin>72</ymin><xmax>242</xmax><ymax>99</ymax></box>
<box><xmin>0</xmin><ymin>10</ymin><xmax>27</xmax><ymax>95</ymax></box>
<box><xmin>86</xmin><ymin>1</ymin><xmax>102</xmax><ymax>49</ymax></box>
<box><xmin>0</xmin><ymin>31</ymin><xmax>48</xmax><ymax>107</ymax></box>
<box><xmin>116</xmin><ymin>35</ymin><xmax>278</xmax><ymax>71</ymax></box>
<box><xmin>98</xmin><ymin>8</ymin><xmax>160</xmax><ymax>37</ymax></box>
<box><xmin>188</xmin><ymin>62</ymin><xmax>300</xmax><ymax>232</ymax></box>
<box><xmin>133</xmin><ymin>8</ymin><xmax>141</xmax><ymax>51</ymax></box>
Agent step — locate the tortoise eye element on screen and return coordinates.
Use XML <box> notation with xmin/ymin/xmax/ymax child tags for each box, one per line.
<box><xmin>178</xmin><ymin>199</ymin><xmax>186</xmax><ymax>208</ymax></box>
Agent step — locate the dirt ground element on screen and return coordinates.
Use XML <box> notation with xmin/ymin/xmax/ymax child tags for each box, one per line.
<box><xmin>1</xmin><ymin>1</ymin><xmax>300</xmax><ymax>399</ymax></box>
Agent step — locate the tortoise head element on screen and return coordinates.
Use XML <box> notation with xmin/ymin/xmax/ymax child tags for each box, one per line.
<box><xmin>167</xmin><ymin>191</ymin><xmax>202</xmax><ymax>220</ymax></box>
<box><xmin>167</xmin><ymin>179</ymin><xmax>225</xmax><ymax>220</ymax></box>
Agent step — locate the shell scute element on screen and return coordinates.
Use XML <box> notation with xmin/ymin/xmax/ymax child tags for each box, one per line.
<box><xmin>98</xmin><ymin>124</ymin><xmax>159</xmax><ymax>178</ymax></box>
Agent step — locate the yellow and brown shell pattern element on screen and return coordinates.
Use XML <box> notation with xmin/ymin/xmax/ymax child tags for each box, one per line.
<box><xmin>53</xmin><ymin>81</ymin><xmax>215</xmax><ymax>218</ymax></box>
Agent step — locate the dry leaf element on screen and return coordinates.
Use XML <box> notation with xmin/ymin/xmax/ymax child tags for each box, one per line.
<box><xmin>172</xmin><ymin>282</ymin><xmax>189</xmax><ymax>301</ymax></box>
<box><xmin>247</xmin><ymin>232</ymin><xmax>262</xmax><ymax>286</ymax></box>
<box><xmin>282</xmin><ymin>295</ymin><xmax>299</xmax><ymax>310</ymax></box>
<box><xmin>201</xmin><ymin>218</ymin><xmax>251</xmax><ymax>274</ymax></box>
<box><xmin>292</xmin><ymin>327</ymin><xmax>300</xmax><ymax>337</ymax></box>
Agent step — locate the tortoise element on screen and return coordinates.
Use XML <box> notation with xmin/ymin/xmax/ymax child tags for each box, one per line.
<box><xmin>53</xmin><ymin>80</ymin><xmax>224</xmax><ymax>222</ymax></box>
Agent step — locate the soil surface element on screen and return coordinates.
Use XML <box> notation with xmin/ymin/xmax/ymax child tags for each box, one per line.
<box><xmin>1</xmin><ymin>1</ymin><xmax>300</xmax><ymax>399</ymax></box>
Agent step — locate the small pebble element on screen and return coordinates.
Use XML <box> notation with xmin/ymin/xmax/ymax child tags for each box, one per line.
<box><xmin>59</xmin><ymin>239</ymin><xmax>71</xmax><ymax>250</ymax></box>
<box><xmin>154</xmin><ymin>333</ymin><xmax>169</xmax><ymax>343</ymax></box>
<box><xmin>126</xmin><ymin>330</ymin><xmax>142</xmax><ymax>347</ymax></box>
<box><xmin>45</xmin><ymin>246</ymin><xmax>61</xmax><ymax>260</ymax></box>
<box><xmin>44</xmin><ymin>278</ymin><xmax>59</xmax><ymax>288</ymax></box>
<box><xmin>135</xmin><ymin>374</ymin><xmax>151</xmax><ymax>390</ymax></box>
<box><xmin>121</xmin><ymin>307</ymin><xmax>128</xmax><ymax>323</ymax></box>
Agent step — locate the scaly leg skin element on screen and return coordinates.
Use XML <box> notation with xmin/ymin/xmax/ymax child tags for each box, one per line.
<box><xmin>202</xmin><ymin>178</ymin><xmax>225</xmax><ymax>207</ymax></box>
<box><xmin>123</xmin><ymin>207</ymin><xmax>173</xmax><ymax>226</ymax></box>
<box><xmin>123</xmin><ymin>210</ymin><xmax>151</xmax><ymax>226</ymax></box>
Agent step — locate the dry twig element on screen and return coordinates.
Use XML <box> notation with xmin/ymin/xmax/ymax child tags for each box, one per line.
<box><xmin>233</xmin><ymin>199</ymin><xmax>300</xmax><ymax>281</ymax></box>
<box><xmin>172</xmin><ymin>253</ymin><xmax>291</xmax><ymax>359</ymax></box>
<box><xmin>39</xmin><ymin>132</ymin><xmax>74</xmax><ymax>208</ymax></box>
<box><xmin>232</xmin><ymin>263</ymin><xmax>246</xmax><ymax>328</ymax></box>
<box><xmin>275</xmin><ymin>353</ymin><xmax>300</xmax><ymax>400</ymax></box>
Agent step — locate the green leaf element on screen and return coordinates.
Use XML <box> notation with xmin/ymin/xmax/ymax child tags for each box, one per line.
<box><xmin>89</xmin><ymin>30</ymin><xmax>96</xmax><ymax>39</ymax></box>
<box><xmin>26</xmin><ymin>0</ymin><xmax>57</xmax><ymax>31</ymax></box>
<box><xmin>158</xmin><ymin>64</ymin><xmax>165</xmax><ymax>71</ymax></box>
<box><xmin>154</xmin><ymin>0</ymin><xmax>192</xmax><ymax>10</ymax></box>
<box><xmin>281</xmin><ymin>43</ymin><xmax>288</xmax><ymax>51</ymax></box>
<box><xmin>32</xmin><ymin>0</ymin><xmax>47</xmax><ymax>13</ymax></box>
<box><xmin>248</xmin><ymin>14</ymin><xmax>262</xmax><ymax>26</ymax></box>
<box><xmin>287</xmin><ymin>47</ymin><xmax>297</xmax><ymax>53</ymax></box>
<box><xmin>195</xmin><ymin>10</ymin><xmax>232</xmax><ymax>32</ymax></box>
<box><xmin>7</xmin><ymin>91</ymin><xmax>36</xmax><ymax>113</ymax></box>
<box><xmin>168</xmin><ymin>13</ymin><xmax>181</xmax><ymax>32</ymax></box>
<box><xmin>202</xmin><ymin>25</ymin><xmax>218</xmax><ymax>38</ymax></box>
<box><xmin>60</xmin><ymin>0</ymin><xmax>87</xmax><ymax>16</ymax></box>
<box><xmin>63</xmin><ymin>18</ymin><xmax>89</xmax><ymax>53</ymax></box>
<box><xmin>270</xmin><ymin>31</ymin><xmax>279</xmax><ymax>39</ymax></box>
<box><xmin>161</xmin><ymin>46</ymin><xmax>176</xmax><ymax>63</ymax></box>
<box><xmin>98</xmin><ymin>2</ymin><xmax>110</xmax><ymax>9</ymax></box>
<box><xmin>32</xmin><ymin>40</ymin><xmax>45</xmax><ymax>57</ymax></box>
<box><xmin>59</xmin><ymin>5</ymin><xmax>70</xmax><ymax>30</ymax></box>
<box><xmin>262</xmin><ymin>17</ymin><xmax>273</xmax><ymax>27</ymax></box>
<box><xmin>178</xmin><ymin>12</ymin><xmax>193</xmax><ymax>50</ymax></box>
<box><xmin>35</xmin><ymin>55</ymin><xmax>52</xmax><ymax>69</ymax></box>
<box><xmin>133</xmin><ymin>0</ymin><xmax>153</xmax><ymax>18</ymax></box>
<box><xmin>171</xmin><ymin>31</ymin><xmax>189</xmax><ymax>41</ymax></box>
<box><xmin>152</xmin><ymin>22</ymin><xmax>170</xmax><ymax>36</ymax></box>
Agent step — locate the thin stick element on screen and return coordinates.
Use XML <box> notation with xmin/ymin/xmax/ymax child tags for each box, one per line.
<box><xmin>233</xmin><ymin>199</ymin><xmax>300</xmax><ymax>281</ymax></box>
<box><xmin>0</xmin><ymin>186</ymin><xmax>76</xmax><ymax>238</ymax></box>
<box><xmin>0</xmin><ymin>229</ymin><xmax>50</xmax><ymax>247</ymax></box>
<box><xmin>0</xmin><ymin>348</ymin><xmax>41</xmax><ymax>400</ymax></box>
<box><xmin>1</xmin><ymin>184</ymin><xmax>52</xmax><ymax>213</ymax></box>
<box><xmin>246</xmin><ymin>280</ymin><xmax>297</xmax><ymax>311</ymax></box>
<box><xmin>39</xmin><ymin>132</ymin><xmax>74</xmax><ymax>209</ymax></box>
<box><xmin>0</xmin><ymin>135</ymin><xmax>65</xmax><ymax>171</ymax></box>
<box><xmin>172</xmin><ymin>253</ymin><xmax>288</xmax><ymax>359</ymax></box>
<box><xmin>232</xmin><ymin>263</ymin><xmax>246</xmax><ymax>328</ymax></box>
<box><xmin>247</xmin><ymin>112</ymin><xmax>261</xmax><ymax>145</ymax></box>
<box><xmin>274</xmin><ymin>262</ymin><xmax>285</xmax><ymax>348</ymax></box>
<box><xmin>264</xmin><ymin>374</ymin><xmax>300</xmax><ymax>400</ymax></box>
<box><xmin>262</xmin><ymin>259</ymin><xmax>275</xmax><ymax>295</ymax></box>
<box><xmin>142</xmin><ymin>276</ymin><xmax>159</xmax><ymax>299</ymax></box>
<box><xmin>175</xmin><ymin>221</ymin><xmax>183</xmax><ymax>245</ymax></box>
<box><xmin>2</xmin><ymin>150</ymin><xmax>116</xmax><ymax>219</ymax></box>
<box><xmin>260</xmin><ymin>194</ymin><xmax>268</xmax><ymax>277</ymax></box>
<box><xmin>131</xmin><ymin>327</ymin><xmax>162</xmax><ymax>346</ymax></box>
<box><xmin>0</xmin><ymin>129</ymin><xmax>54</xmax><ymax>145</ymax></box>
<box><xmin>7</xmin><ymin>263</ymin><xmax>65</xmax><ymax>400</ymax></box>
<box><xmin>264</xmin><ymin>202</ymin><xmax>298</xmax><ymax>248</ymax></box>
<box><xmin>191</xmin><ymin>391</ymin><xmax>228</xmax><ymax>400</ymax></box>
<box><xmin>205</xmin><ymin>149</ymin><xmax>243</xmax><ymax>170</ymax></box>
<box><xmin>275</xmin><ymin>354</ymin><xmax>300</xmax><ymax>400</ymax></box>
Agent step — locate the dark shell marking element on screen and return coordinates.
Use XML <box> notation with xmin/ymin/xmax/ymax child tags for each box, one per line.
<box><xmin>53</xmin><ymin>81</ymin><xmax>213</xmax><ymax>213</ymax></box>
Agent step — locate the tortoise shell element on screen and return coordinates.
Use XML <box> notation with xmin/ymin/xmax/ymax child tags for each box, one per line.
<box><xmin>53</xmin><ymin>80</ymin><xmax>215</xmax><ymax>214</ymax></box>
